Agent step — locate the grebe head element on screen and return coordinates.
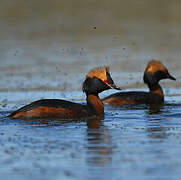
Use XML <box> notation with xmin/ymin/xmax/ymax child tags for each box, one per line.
<box><xmin>143</xmin><ymin>60</ymin><xmax>176</xmax><ymax>86</ymax></box>
<box><xmin>82</xmin><ymin>66</ymin><xmax>121</xmax><ymax>95</ymax></box>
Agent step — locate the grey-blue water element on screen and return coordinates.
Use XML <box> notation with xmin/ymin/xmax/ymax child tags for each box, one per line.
<box><xmin>0</xmin><ymin>91</ymin><xmax>181</xmax><ymax>180</ymax></box>
<box><xmin>1</xmin><ymin>0</ymin><xmax>181</xmax><ymax>179</ymax></box>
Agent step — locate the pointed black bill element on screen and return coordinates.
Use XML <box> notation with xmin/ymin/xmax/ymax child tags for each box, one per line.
<box><xmin>110</xmin><ymin>83</ymin><xmax>122</xmax><ymax>90</ymax></box>
<box><xmin>104</xmin><ymin>81</ymin><xmax>122</xmax><ymax>90</ymax></box>
<box><xmin>168</xmin><ymin>73</ymin><xmax>176</xmax><ymax>81</ymax></box>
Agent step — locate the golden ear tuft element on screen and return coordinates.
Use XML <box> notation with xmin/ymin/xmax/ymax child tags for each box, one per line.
<box><xmin>86</xmin><ymin>66</ymin><xmax>110</xmax><ymax>81</ymax></box>
<box><xmin>146</xmin><ymin>60</ymin><xmax>167</xmax><ymax>73</ymax></box>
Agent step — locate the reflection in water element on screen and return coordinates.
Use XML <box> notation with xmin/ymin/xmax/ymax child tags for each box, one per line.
<box><xmin>86</xmin><ymin>118</ymin><xmax>113</xmax><ymax>166</ymax></box>
<box><xmin>146</xmin><ymin>104</ymin><xmax>169</xmax><ymax>139</ymax></box>
<box><xmin>147</xmin><ymin>104</ymin><xmax>164</xmax><ymax>115</ymax></box>
<box><xmin>146</xmin><ymin>121</ymin><xmax>168</xmax><ymax>139</ymax></box>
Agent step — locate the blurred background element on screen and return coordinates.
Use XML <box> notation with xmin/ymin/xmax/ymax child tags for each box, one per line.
<box><xmin>1</xmin><ymin>2</ymin><xmax>181</xmax><ymax>180</ymax></box>
<box><xmin>0</xmin><ymin>0</ymin><xmax>180</xmax><ymax>105</ymax></box>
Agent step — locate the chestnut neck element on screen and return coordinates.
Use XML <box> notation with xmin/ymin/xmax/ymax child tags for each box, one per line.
<box><xmin>148</xmin><ymin>83</ymin><xmax>164</xmax><ymax>98</ymax></box>
<box><xmin>86</xmin><ymin>93</ymin><xmax>104</xmax><ymax>116</ymax></box>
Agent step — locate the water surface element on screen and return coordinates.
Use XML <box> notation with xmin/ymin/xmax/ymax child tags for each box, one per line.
<box><xmin>0</xmin><ymin>91</ymin><xmax>181</xmax><ymax>180</ymax></box>
<box><xmin>1</xmin><ymin>0</ymin><xmax>181</xmax><ymax>179</ymax></box>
